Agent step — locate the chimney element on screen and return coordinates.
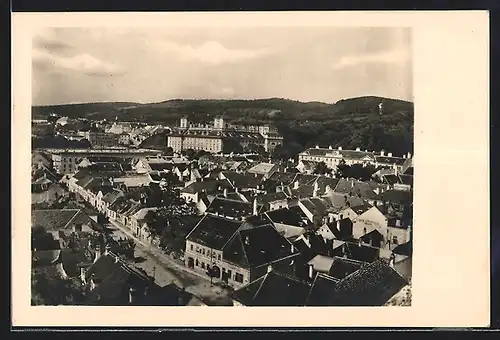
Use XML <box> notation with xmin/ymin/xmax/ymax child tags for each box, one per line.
<box><xmin>129</xmin><ymin>287</ymin><xmax>137</xmax><ymax>304</ymax></box>
<box><xmin>308</xmin><ymin>264</ymin><xmax>314</xmax><ymax>279</ymax></box>
<box><xmin>294</xmin><ymin>180</ymin><xmax>299</xmax><ymax>189</ymax></box>
<box><xmin>380</xmin><ymin>150</ymin><xmax>385</xmax><ymax>156</ymax></box>
<box><xmin>223</xmin><ymin>188</ymin><xmax>228</xmax><ymax>198</ymax></box>
<box><xmin>389</xmin><ymin>254</ymin><xmax>396</xmax><ymax>268</ymax></box>
<box><xmin>115</xmin><ymin>255</ymin><xmax>120</xmax><ymax>263</ymax></box>
<box><xmin>267</xmin><ymin>264</ymin><xmax>273</xmax><ymax>273</ymax></box>
<box><xmin>244</xmin><ymin>236</ymin><xmax>250</xmax><ymax>246</ymax></box>
<box><xmin>235</xmin><ymin>187</ymin><xmax>238</xmax><ymax>194</ymax></box>
<box><xmin>336</xmin><ymin>219</ymin><xmax>341</xmax><ymax>231</ymax></box>
<box><xmin>407</xmin><ymin>152</ymin><xmax>412</xmax><ymax>159</ymax></box>
<box><xmin>358</xmin><ymin>238</ymin><xmax>363</xmax><ymax>247</ymax></box>
<box><xmin>253</xmin><ymin>199</ymin><xmax>258</xmax><ymax>216</ymax></box>
<box><xmin>104</xmin><ymin>244</ymin><xmax>111</xmax><ymax>256</ymax></box>
<box><xmin>356</xmin><ymin>147</ymin><xmax>361</xmax><ymax>151</ymax></box>
<box><xmin>80</xmin><ymin>266</ymin><xmax>87</xmax><ymax>284</ymax></box>
<box><xmin>388</xmin><ymin>152</ymin><xmax>393</xmax><ymax>157</ymax></box>
<box><xmin>290</xmin><ymin>243</ymin><xmax>294</xmax><ymax>253</ymax></box>
<box><xmin>351</xmin><ymin>180</ymin><xmax>354</xmax><ymax>188</ymax></box>
<box><xmin>328</xmin><ymin>146</ymin><xmax>332</xmax><ymax>150</ymax></box>
<box><xmin>315</xmin><ymin>145</ymin><xmax>319</xmax><ymax>149</ymax></box>
<box><xmin>313</xmin><ymin>181</ymin><xmax>319</xmax><ymax>198</ymax></box>
<box><xmin>89</xmin><ymin>277</ymin><xmax>96</xmax><ymax>291</ymax></box>
<box><xmin>338</xmin><ymin>146</ymin><xmax>342</xmax><ymax>151</ymax></box>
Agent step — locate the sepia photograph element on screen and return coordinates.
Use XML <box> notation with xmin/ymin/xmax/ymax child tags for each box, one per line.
<box><xmin>30</xmin><ymin>25</ymin><xmax>414</xmax><ymax>307</ymax></box>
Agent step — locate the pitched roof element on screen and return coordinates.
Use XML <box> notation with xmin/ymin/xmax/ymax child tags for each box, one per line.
<box><xmin>393</xmin><ymin>241</ymin><xmax>412</xmax><ymax>256</ymax></box>
<box><xmin>221</xmin><ymin>171</ymin><xmax>262</xmax><ymax>189</ymax></box>
<box><xmin>374</xmin><ymin>189</ymin><xmax>413</xmax><ymax>205</ymax></box>
<box><xmin>265</xmin><ymin>207</ymin><xmax>308</xmax><ymax>227</ymax></box>
<box><xmin>232</xmin><ymin>270</ymin><xmax>311</xmax><ymax>306</ymax></box>
<box><xmin>247</xmin><ymin>162</ymin><xmax>277</xmax><ymax>175</ymax></box>
<box><xmin>31</xmin><ymin>209</ymin><xmax>100</xmax><ymax>232</ymax></box>
<box><xmin>305</xmin><ymin>273</ymin><xmax>341</xmax><ymax>306</ymax></box>
<box><xmin>334</xmin><ymin>179</ymin><xmax>378</xmax><ymax>199</ymax></box>
<box><xmin>181</xmin><ymin>179</ymin><xmax>232</xmax><ymax>195</ymax></box>
<box><xmin>205</xmin><ymin>197</ymin><xmax>253</xmax><ymax>219</ymax></box>
<box><xmin>132</xmin><ymin>207</ymin><xmax>158</xmax><ymax>221</ymax></box>
<box><xmin>186</xmin><ymin>214</ymin><xmax>241</xmax><ymax>250</ymax></box>
<box><xmin>299</xmin><ymin>197</ymin><xmax>331</xmax><ymax>216</ymax></box>
<box><xmin>102</xmin><ymin>189</ymin><xmax>124</xmax><ymax>204</ymax></box>
<box><xmin>256</xmin><ymin>191</ymin><xmax>289</xmax><ymax>205</ymax></box>
<box><xmin>327</xmin><ymin>256</ymin><xmax>365</xmax><ymax>280</ymax></box>
<box><xmin>223</xmin><ymin>224</ymin><xmax>295</xmax><ymax>268</ymax></box>
<box><xmin>322</xmin><ymin>193</ymin><xmax>366</xmax><ymax>212</ymax></box>
<box><xmin>308</xmin><ymin>254</ymin><xmax>335</xmax><ymax>273</ymax></box>
<box><xmin>307</xmin><ymin>259</ymin><xmax>408</xmax><ymax>306</ymax></box>
<box><xmin>374</xmin><ymin>155</ymin><xmax>406</xmax><ymax>166</ymax></box>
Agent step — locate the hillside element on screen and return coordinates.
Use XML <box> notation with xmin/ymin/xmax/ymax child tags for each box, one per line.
<box><xmin>32</xmin><ymin>96</ymin><xmax>414</xmax><ymax>156</ymax></box>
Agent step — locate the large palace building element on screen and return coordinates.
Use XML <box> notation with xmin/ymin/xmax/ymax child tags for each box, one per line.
<box><xmin>167</xmin><ymin>116</ymin><xmax>283</xmax><ymax>154</ymax></box>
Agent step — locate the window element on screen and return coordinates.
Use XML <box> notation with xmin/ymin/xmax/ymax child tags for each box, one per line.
<box><xmin>201</xmin><ymin>262</ymin><xmax>205</xmax><ymax>269</ymax></box>
<box><xmin>190</xmin><ymin>244</ymin><xmax>193</xmax><ymax>251</ymax></box>
<box><xmin>217</xmin><ymin>254</ymin><xmax>221</xmax><ymax>261</ymax></box>
<box><xmin>195</xmin><ymin>259</ymin><xmax>199</xmax><ymax>266</ymax></box>
<box><xmin>234</xmin><ymin>273</ymin><xmax>244</xmax><ymax>283</ymax></box>
<box><xmin>392</xmin><ymin>236</ymin><xmax>398</xmax><ymax>245</ymax></box>
<box><xmin>202</xmin><ymin>248</ymin><xmax>205</xmax><ymax>255</ymax></box>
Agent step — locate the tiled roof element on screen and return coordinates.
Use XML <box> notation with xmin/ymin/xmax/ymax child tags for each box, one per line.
<box><xmin>323</xmin><ymin>193</ymin><xmax>366</xmax><ymax>211</ymax></box>
<box><xmin>256</xmin><ymin>191</ymin><xmax>288</xmax><ymax>205</ymax></box>
<box><xmin>374</xmin><ymin>156</ymin><xmax>406</xmax><ymax>166</ymax></box>
<box><xmin>181</xmin><ymin>179</ymin><xmax>232</xmax><ymax>195</ymax></box>
<box><xmin>206</xmin><ymin>197</ymin><xmax>253</xmax><ymax>219</ymax></box>
<box><xmin>311</xmin><ymin>259</ymin><xmax>408</xmax><ymax>306</ymax></box>
<box><xmin>308</xmin><ymin>255</ymin><xmax>335</xmax><ymax>273</ymax></box>
<box><xmin>399</xmin><ymin>174</ymin><xmax>413</xmax><ymax>186</ymax></box>
<box><xmin>149</xmin><ymin>163</ymin><xmax>174</xmax><ymax>171</ymax></box>
<box><xmin>327</xmin><ymin>256</ymin><xmax>365</xmax><ymax>280</ymax></box>
<box><xmin>133</xmin><ymin>207</ymin><xmax>158</xmax><ymax>222</ymax></box>
<box><xmin>60</xmin><ymin>247</ymin><xmax>94</xmax><ymax>278</ymax></box>
<box><xmin>186</xmin><ymin>214</ymin><xmax>241</xmax><ymax>250</ymax></box>
<box><xmin>113</xmin><ymin>175</ymin><xmax>152</xmax><ymax>188</ymax></box>
<box><xmin>334</xmin><ymin>179</ymin><xmax>378</xmax><ymax>199</ymax></box>
<box><xmin>221</xmin><ymin>171</ymin><xmax>262</xmax><ymax>189</ymax></box>
<box><xmin>223</xmin><ymin>224</ymin><xmax>295</xmax><ymax>268</ymax></box>
<box><xmin>265</xmin><ymin>207</ymin><xmax>308</xmax><ymax>227</ymax></box>
<box><xmin>299</xmin><ymin>198</ymin><xmax>331</xmax><ymax>216</ymax></box>
<box><xmin>333</xmin><ymin>242</ymin><xmax>380</xmax><ymax>263</ymax></box>
<box><xmin>247</xmin><ymin>162</ymin><xmax>277</xmax><ymax>175</ymax></box>
<box><xmin>374</xmin><ymin>189</ymin><xmax>413</xmax><ymax>205</ymax></box>
<box><xmin>102</xmin><ymin>189</ymin><xmax>124</xmax><ymax>204</ymax></box>
<box><xmin>232</xmin><ymin>270</ymin><xmax>311</xmax><ymax>306</ymax></box>
<box><xmin>393</xmin><ymin>241</ymin><xmax>412</xmax><ymax>257</ymax></box>
<box><xmin>31</xmin><ymin>209</ymin><xmax>99</xmax><ymax>232</ymax></box>
<box><xmin>305</xmin><ymin>273</ymin><xmax>341</xmax><ymax>306</ymax></box>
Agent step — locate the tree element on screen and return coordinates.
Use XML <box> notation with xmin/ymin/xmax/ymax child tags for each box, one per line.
<box><xmin>32</xmin><ymin>225</ymin><xmax>59</xmax><ymax>251</ymax></box>
<box><xmin>206</xmin><ymin>265</ymin><xmax>219</xmax><ymax>286</ymax></box>
<box><xmin>313</xmin><ymin>161</ymin><xmax>330</xmax><ymax>175</ymax></box>
<box><xmin>222</xmin><ymin>137</ymin><xmax>244</xmax><ymax>154</ymax></box>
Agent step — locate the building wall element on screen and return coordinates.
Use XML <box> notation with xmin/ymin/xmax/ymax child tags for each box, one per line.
<box><xmin>352</xmin><ymin>207</ymin><xmax>388</xmax><ymax>239</ymax></box>
<box><xmin>184</xmin><ymin>241</ymin><xmax>251</xmax><ymax>288</ymax></box>
<box><xmin>268</xmin><ymin>199</ymin><xmax>288</xmax><ymax>211</ymax></box>
<box><xmin>87</xmin><ymin>132</ymin><xmax>120</xmax><ymax>147</ymax></box>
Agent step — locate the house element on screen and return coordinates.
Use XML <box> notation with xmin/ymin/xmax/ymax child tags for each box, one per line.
<box><xmin>306</xmin><ymin>255</ymin><xmax>366</xmax><ymax>281</ymax></box>
<box><xmin>32</xmin><ymin>183</ymin><xmax>67</xmax><ymax>204</ymax></box>
<box><xmin>333</xmin><ymin>178</ymin><xmax>381</xmax><ymax>203</ymax></box>
<box><xmin>256</xmin><ymin>191</ymin><xmax>289</xmax><ymax>211</ymax></box>
<box><xmin>264</xmin><ymin>207</ymin><xmax>310</xmax><ymax>240</ymax></box>
<box><xmin>130</xmin><ymin>207</ymin><xmax>158</xmax><ymax>243</ymax></box>
<box><xmin>305</xmin><ymin>259</ymin><xmax>408</xmax><ymax>306</ymax></box>
<box><xmin>112</xmin><ymin>175</ymin><xmax>152</xmax><ymax>190</ymax></box>
<box><xmin>219</xmin><ymin>171</ymin><xmax>262</xmax><ymax>190</ymax></box>
<box><xmin>205</xmin><ymin>197</ymin><xmax>254</xmax><ymax>221</ymax></box>
<box><xmin>295</xmin><ymin>160</ymin><xmax>319</xmax><ymax>174</ymax></box>
<box><xmin>32</xmin><ymin>151</ymin><xmax>53</xmax><ymax>170</ymax></box>
<box><xmin>31</xmin><ymin>209</ymin><xmax>102</xmax><ymax>245</ymax></box>
<box><xmin>329</xmin><ymin>241</ymin><xmax>380</xmax><ymax>263</ymax></box>
<box><xmin>297</xmin><ymin>197</ymin><xmax>332</xmax><ymax>225</ymax></box>
<box><xmin>134</xmin><ymin>156</ymin><xmax>173</xmax><ymax>174</ymax></box>
<box><xmin>180</xmin><ymin>179</ymin><xmax>232</xmax><ymax>206</ymax></box>
<box><xmin>231</xmin><ymin>269</ymin><xmax>311</xmax><ymax>306</ymax></box>
<box><xmin>99</xmin><ymin>189</ymin><xmax>125</xmax><ymax>217</ymax></box>
<box><xmin>247</xmin><ymin>162</ymin><xmax>278</xmax><ymax>180</ymax></box>
<box><xmin>352</xmin><ymin>204</ymin><xmax>411</xmax><ymax>250</ymax></box>
<box><xmin>316</xmin><ymin>218</ymin><xmax>354</xmax><ymax>241</ymax></box>
<box><xmin>185</xmin><ymin>214</ymin><xmax>298</xmax><ymax>289</ymax></box>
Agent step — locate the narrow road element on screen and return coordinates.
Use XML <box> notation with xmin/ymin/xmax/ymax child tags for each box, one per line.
<box><xmin>106</xmin><ymin>219</ymin><xmax>234</xmax><ymax>306</ymax></box>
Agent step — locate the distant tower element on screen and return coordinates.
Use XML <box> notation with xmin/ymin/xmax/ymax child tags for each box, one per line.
<box><xmin>378</xmin><ymin>102</ymin><xmax>383</xmax><ymax>116</ymax></box>
<box><xmin>180</xmin><ymin>117</ymin><xmax>188</xmax><ymax>129</ymax></box>
<box><xmin>214</xmin><ymin>116</ymin><xmax>225</xmax><ymax>130</ymax></box>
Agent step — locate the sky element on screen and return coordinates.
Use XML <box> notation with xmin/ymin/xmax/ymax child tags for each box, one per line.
<box><xmin>32</xmin><ymin>27</ymin><xmax>413</xmax><ymax>106</ymax></box>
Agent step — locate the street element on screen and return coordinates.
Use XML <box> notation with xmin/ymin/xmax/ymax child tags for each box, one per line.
<box><xmin>106</xmin><ymin>219</ymin><xmax>234</xmax><ymax>306</ymax></box>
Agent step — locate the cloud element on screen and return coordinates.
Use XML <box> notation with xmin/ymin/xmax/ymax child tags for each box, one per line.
<box><xmin>154</xmin><ymin>40</ymin><xmax>274</xmax><ymax>65</ymax></box>
<box><xmin>32</xmin><ymin>48</ymin><xmax>124</xmax><ymax>76</ymax></box>
<box><xmin>332</xmin><ymin>46</ymin><xmax>411</xmax><ymax>70</ymax></box>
